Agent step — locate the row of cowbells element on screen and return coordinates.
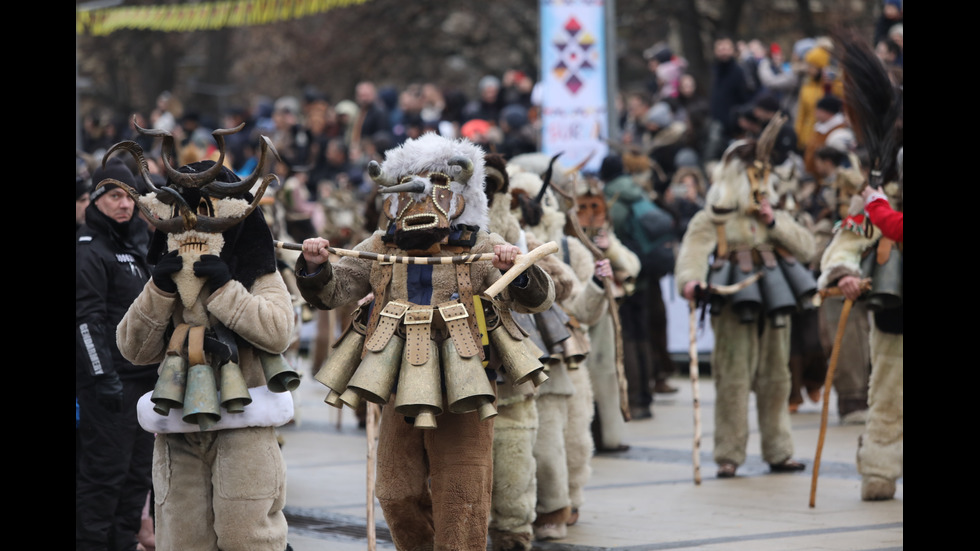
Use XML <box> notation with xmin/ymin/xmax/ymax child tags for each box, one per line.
<box><xmin>150</xmin><ymin>351</ymin><xmax>300</xmax><ymax>431</ymax></box>
<box><xmin>707</xmin><ymin>249</ymin><xmax>819</xmax><ymax>327</ymax></box>
<box><xmin>314</xmin><ymin>319</ymin><xmax>549</xmax><ymax>430</ymax></box>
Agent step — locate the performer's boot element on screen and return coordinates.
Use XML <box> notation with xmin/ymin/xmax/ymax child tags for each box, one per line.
<box><xmin>490</xmin><ymin>528</ymin><xmax>532</xmax><ymax>551</ymax></box>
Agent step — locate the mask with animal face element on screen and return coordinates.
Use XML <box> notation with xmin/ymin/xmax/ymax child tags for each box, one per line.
<box><xmin>705</xmin><ymin>140</ymin><xmax>780</xmax><ymax>225</ymax></box>
<box><xmin>369</xmin><ymin>133</ymin><xmax>488</xmax><ymax>252</ymax></box>
<box><xmin>95</xmin><ymin>122</ymin><xmax>280</xmax><ymax>313</ymax></box>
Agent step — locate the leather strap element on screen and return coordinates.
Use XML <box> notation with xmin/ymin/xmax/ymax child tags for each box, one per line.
<box><xmin>167</xmin><ymin>323</ymin><xmax>191</xmax><ymax>356</ymax></box>
<box><xmin>364</xmin><ymin>260</ymin><xmax>394</xmax><ymax>356</ymax></box>
<box><xmin>365</xmin><ymin>299</ymin><xmax>409</xmax><ymax>352</ymax></box>
<box><xmin>715</xmin><ymin>224</ymin><xmax>728</xmax><ymax>259</ymax></box>
<box><xmin>187</xmin><ymin>325</ymin><xmax>206</xmax><ymax>366</ymax></box>
<box><xmin>404</xmin><ymin>305</ymin><xmax>434</xmax><ymax>366</ymax></box>
<box><xmin>877</xmin><ymin>237</ymin><xmax>895</xmax><ymax>266</ymax></box>
<box><xmin>455</xmin><ymin>262</ymin><xmax>485</xmax><ymax>361</ymax></box>
<box><xmin>758</xmin><ymin>246</ymin><xmax>778</xmax><ymax>269</ymax></box>
<box><xmin>439</xmin><ymin>300</ymin><xmax>480</xmax><ymax>359</ymax></box>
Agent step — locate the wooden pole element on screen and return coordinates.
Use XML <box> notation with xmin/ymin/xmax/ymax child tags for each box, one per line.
<box><xmin>809</xmin><ymin>297</ymin><xmax>854</xmax><ymax>508</ymax></box>
<box><xmin>684</xmin><ymin>273</ymin><xmax>762</xmax><ymax>485</ymax></box>
<box><xmin>276</xmin><ymin>239</ymin><xmax>556</xmax><ymax>266</ymax></box>
<box><xmin>688</xmin><ymin>300</ymin><xmax>703</xmax><ymax>485</ymax></box>
<box><xmin>365</xmin><ymin>402</ymin><xmax>380</xmax><ymax>550</ymax></box>
<box><xmin>562</xmin><ymin>206</ymin><xmax>630</xmax><ymax>421</ymax></box>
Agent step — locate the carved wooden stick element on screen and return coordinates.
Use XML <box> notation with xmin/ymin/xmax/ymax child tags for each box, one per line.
<box><xmin>366</xmin><ymin>402</ymin><xmax>380</xmax><ymax>550</ymax></box>
<box><xmin>562</xmin><ymin>205</ymin><xmax>630</xmax><ymax>422</ymax></box>
<box><xmin>482</xmin><ymin>241</ymin><xmax>560</xmax><ymax>299</ymax></box>
<box><xmin>688</xmin><ymin>300</ymin><xmax>703</xmax><ymax>486</ymax></box>
<box><xmin>275</xmin><ymin>240</ymin><xmax>500</xmax><ymax>265</ymax></box>
<box><xmin>809</xmin><ymin>297</ymin><xmax>854</xmax><ymax>508</ymax></box>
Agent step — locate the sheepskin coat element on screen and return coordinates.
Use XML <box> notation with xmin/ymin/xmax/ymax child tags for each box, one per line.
<box><xmin>818</xmin><ymin>185</ymin><xmax>903</xmax><ymax>499</ymax></box>
<box><xmin>117</xmin><ymin>264</ymin><xmax>295</xmax><ymax>551</ymax></box>
<box><xmin>674</xmin><ymin>151</ymin><xmax>815</xmax><ymax>467</ymax></box>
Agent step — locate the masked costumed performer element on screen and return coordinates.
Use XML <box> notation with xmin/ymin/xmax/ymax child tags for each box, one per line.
<box><xmin>295</xmin><ymin>133</ymin><xmax>555</xmax><ymax>551</ymax></box>
<box><xmin>675</xmin><ymin>127</ymin><xmax>816</xmax><ymax>479</ymax></box>
<box><xmin>115</xmin><ymin>124</ymin><xmax>297</xmax><ymax>551</ymax></box>
<box><xmin>818</xmin><ymin>36</ymin><xmax>903</xmax><ymax>501</ymax></box>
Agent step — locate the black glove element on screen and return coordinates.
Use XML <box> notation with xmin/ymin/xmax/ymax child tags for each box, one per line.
<box><xmin>194</xmin><ymin>255</ymin><xmax>232</xmax><ymax>292</ymax></box>
<box><xmin>94</xmin><ymin>372</ymin><xmax>124</xmax><ymax>414</ymax></box>
<box><xmin>152</xmin><ymin>250</ymin><xmax>182</xmax><ymax>293</ymax></box>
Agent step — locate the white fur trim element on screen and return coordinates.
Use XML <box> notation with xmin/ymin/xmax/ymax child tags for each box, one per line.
<box><xmin>379</xmin><ymin>133</ymin><xmax>489</xmax><ymax>230</ymax></box>
<box><xmin>137</xmin><ymin>385</ymin><xmax>294</xmax><ymax>433</ymax></box>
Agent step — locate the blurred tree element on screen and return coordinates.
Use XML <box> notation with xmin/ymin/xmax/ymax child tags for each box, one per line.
<box><xmin>76</xmin><ymin>0</ymin><xmax>875</xmax><ymax>150</ymax></box>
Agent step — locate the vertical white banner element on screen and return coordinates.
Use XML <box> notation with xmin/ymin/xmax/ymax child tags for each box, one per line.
<box><xmin>539</xmin><ymin>0</ymin><xmax>609</xmax><ymax>173</ymax></box>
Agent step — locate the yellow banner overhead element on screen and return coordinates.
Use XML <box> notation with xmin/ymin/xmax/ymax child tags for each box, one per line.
<box><xmin>76</xmin><ymin>0</ymin><xmax>371</xmax><ymax>36</ymax></box>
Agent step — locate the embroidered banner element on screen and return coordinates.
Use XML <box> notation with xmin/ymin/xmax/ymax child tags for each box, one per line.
<box><xmin>538</xmin><ymin>0</ymin><xmax>610</xmax><ymax>173</ymax></box>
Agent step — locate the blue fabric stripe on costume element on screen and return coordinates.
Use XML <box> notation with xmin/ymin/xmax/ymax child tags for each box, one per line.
<box><xmin>407</xmin><ymin>264</ymin><xmax>433</xmax><ymax>305</ymax></box>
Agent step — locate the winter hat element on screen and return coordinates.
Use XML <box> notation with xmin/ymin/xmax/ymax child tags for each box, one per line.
<box><xmin>644</xmin><ymin>101</ymin><xmax>673</xmax><ymax>129</ymax></box>
<box><xmin>643</xmin><ymin>42</ymin><xmax>672</xmax><ymax>63</ymax></box>
<box><xmin>674</xmin><ymin>147</ymin><xmax>700</xmax><ymax>169</ymax></box>
<box><xmin>816</xmin><ymin>95</ymin><xmax>843</xmax><ymax>114</ymax></box>
<box><xmin>793</xmin><ymin>38</ymin><xmax>816</xmax><ymax>60</ymax></box>
<box><xmin>479</xmin><ymin>75</ymin><xmax>501</xmax><ymax>92</ymax></box>
<box><xmin>804</xmin><ymin>46</ymin><xmax>831</xmax><ymax>69</ymax></box>
<box><xmin>598</xmin><ymin>154</ymin><xmax>624</xmax><ymax>182</ymax></box>
<box><xmin>500</xmin><ymin>104</ymin><xmax>528</xmax><ymax>129</ymax></box>
<box><xmin>90</xmin><ymin>157</ymin><xmax>136</xmax><ymax>202</ymax></box>
<box><xmin>755</xmin><ymin>93</ymin><xmax>781</xmax><ymax>115</ymax></box>
<box><xmin>334</xmin><ymin>100</ymin><xmax>359</xmax><ymax>119</ymax></box>
<box><xmin>76</xmin><ymin>176</ymin><xmax>91</xmax><ymax>200</ymax></box>
<box><xmin>769</xmin><ymin>42</ymin><xmax>782</xmax><ymax>57</ymax></box>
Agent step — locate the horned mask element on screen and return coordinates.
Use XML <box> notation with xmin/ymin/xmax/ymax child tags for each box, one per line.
<box><xmin>369</xmin><ymin>133</ymin><xmax>488</xmax><ymax>252</ymax></box>
<box><xmin>96</xmin><ymin>121</ymin><xmax>281</xmax><ymax>314</ymax></box>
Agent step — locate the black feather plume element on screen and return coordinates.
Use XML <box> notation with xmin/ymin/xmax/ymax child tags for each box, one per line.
<box><xmin>841</xmin><ymin>36</ymin><xmax>902</xmax><ymax>188</ymax></box>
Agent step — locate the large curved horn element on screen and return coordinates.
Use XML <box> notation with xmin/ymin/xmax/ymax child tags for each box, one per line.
<box><xmin>206</xmin><ymin>135</ymin><xmax>280</xmax><ymax>198</ymax></box>
<box><xmin>368</xmin><ymin>160</ymin><xmax>394</xmax><ymax>187</ymax></box>
<box><xmin>102</xmin><ymin>140</ymin><xmax>162</xmax><ymax>194</ymax></box>
<box><xmin>153</xmin><ymin>125</ymin><xmax>234</xmax><ymax>190</ymax></box>
<box><xmin>448</xmin><ymin>156</ymin><xmax>474</xmax><ymax>185</ymax></box>
<box><xmin>537</xmin><ymin>152</ymin><xmax>563</xmax><ymax>204</ymax></box>
<box><xmin>378</xmin><ymin>180</ymin><xmax>426</xmax><ymax>194</ymax></box>
<box><xmin>194</xmin><ymin>173</ymin><xmax>279</xmax><ymax>234</ymax></box>
<box><xmin>131</xmin><ymin>120</ymin><xmax>189</xmax><ymax>188</ymax></box>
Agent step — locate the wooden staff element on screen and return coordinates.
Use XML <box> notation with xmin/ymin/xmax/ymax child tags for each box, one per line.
<box><xmin>275</xmin><ymin>239</ymin><xmax>558</xmax><ymax>273</ymax></box>
<box><xmin>687</xmin><ymin>272</ymin><xmax>764</xmax><ymax>485</ymax></box>
<box><xmin>688</xmin><ymin>299</ymin><xmax>703</xmax><ymax>485</ymax></box>
<box><xmin>365</xmin><ymin>402</ymin><xmax>380</xmax><ymax>550</ymax></box>
<box><xmin>562</xmin><ymin>205</ymin><xmax>631</xmax><ymax>422</ymax></box>
<box><xmin>809</xmin><ymin>279</ymin><xmax>871</xmax><ymax>508</ymax></box>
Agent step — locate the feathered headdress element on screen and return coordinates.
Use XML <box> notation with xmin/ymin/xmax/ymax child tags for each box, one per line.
<box><xmin>840</xmin><ymin>35</ymin><xmax>903</xmax><ymax>189</ymax></box>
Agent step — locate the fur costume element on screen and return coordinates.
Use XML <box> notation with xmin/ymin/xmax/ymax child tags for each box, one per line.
<box><xmin>506</xmin><ymin>165</ymin><xmax>605</xmax><ymax>540</ymax></box>
<box><xmin>674</xmin><ymin>140</ymin><xmax>815</xmax><ymax>472</ymax></box>
<box><xmin>820</xmin><ymin>34</ymin><xmax>903</xmax><ymax>499</ymax></box>
<box><xmin>485</xmin><ymin>156</ymin><xmax>538</xmax><ymax>551</ymax></box>
<box><xmin>114</xmin><ymin>129</ymin><xmax>297</xmax><ymax>551</ymax></box>
<box><xmin>818</xmin><ymin>184</ymin><xmax>903</xmax><ymax>500</ymax></box>
<box><xmin>295</xmin><ymin>135</ymin><xmax>555</xmax><ymax>550</ymax></box>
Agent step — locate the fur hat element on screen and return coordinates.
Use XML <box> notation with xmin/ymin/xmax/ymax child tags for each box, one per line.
<box><xmin>90</xmin><ymin>157</ymin><xmax>136</xmax><ymax>202</ymax></box>
<box><xmin>377</xmin><ymin>133</ymin><xmax>489</xmax><ymax>230</ymax></box>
